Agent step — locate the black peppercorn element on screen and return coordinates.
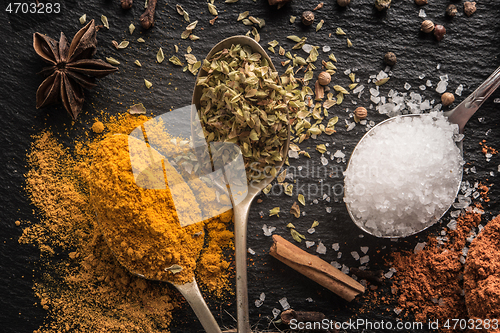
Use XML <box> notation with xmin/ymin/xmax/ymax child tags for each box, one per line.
<box><xmin>384</xmin><ymin>52</ymin><xmax>397</xmax><ymax>66</ymax></box>
<box><xmin>446</xmin><ymin>4</ymin><xmax>457</xmax><ymax>17</ymax></box>
<box><xmin>434</xmin><ymin>25</ymin><xmax>446</xmax><ymax>41</ymax></box>
<box><xmin>301</xmin><ymin>11</ymin><xmax>314</xmax><ymax>25</ymax></box>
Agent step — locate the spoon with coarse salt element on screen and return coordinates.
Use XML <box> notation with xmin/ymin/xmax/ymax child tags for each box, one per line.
<box><xmin>344</xmin><ymin>66</ymin><xmax>500</xmax><ymax>238</ymax></box>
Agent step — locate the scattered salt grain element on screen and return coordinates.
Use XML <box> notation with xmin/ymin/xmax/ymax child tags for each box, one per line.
<box><xmin>351</xmin><ymin>251</ymin><xmax>360</xmax><ymax>260</ymax></box>
<box><xmin>384</xmin><ymin>268</ymin><xmax>396</xmax><ymax>279</ymax></box>
<box><xmin>288</xmin><ymin>150</ymin><xmax>299</xmax><ymax>159</ymax></box>
<box><xmin>360</xmin><ymin>255</ymin><xmax>370</xmax><ymax>265</ymax></box>
<box><xmin>316</xmin><ymin>242</ymin><xmax>327</xmax><ymax>254</ymax></box>
<box><xmin>436</xmin><ymin>64</ymin><xmax>441</xmax><ymax>70</ymax></box>
<box><xmin>331</xmin><ymin>261</ymin><xmax>341</xmax><ymax>269</ymax></box>
<box><xmin>307</xmin><ymin>228</ymin><xmax>316</xmax><ymax>234</ymax></box>
<box><xmin>326</xmin><ymin>207</ymin><xmax>332</xmax><ymax>213</ymax></box>
<box><xmin>376</xmin><ymin>70</ymin><xmax>388</xmax><ymax>81</ymax></box>
<box><xmin>279</xmin><ymin>297</ymin><xmax>290</xmax><ymax>310</ymax></box>
<box><xmin>346</xmin><ymin>122</ymin><xmax>356</xmax><ymax>131</ymax></box>
<box><xmin>455</xmin><ymin>84</ymin><xmax>463</xmax><ymax>96</ymax></box>
<box><xmin>322</xmin><ymin>45</ymin><xmax>331</xmax><ymax>52</ymax></box>
<box><xmin>418</xmin><ymin>9</ymin><xmax>426</xmax><ymax>17</ymax></box>
<box><xmin>262</xmin><ymin>224</ymin><xmax>276</xmax><ymax>236</ymax></box>
<box><xmin>302</xmin><ymin>44</ymin><xmax>313</xmax><ymax>53</ymax></box>
<box><xmin>447</xmin><ymin>220</ymin><xmax>457</xmax><ymax>230</ymax></box>
<box><xmin>305</xmin><ymin>241</ymin><xmax>315</xmax><ymax>248</ymax></box>
<box><xmin>370</xmin><ymin>95</ymin><xmax>381</xmax><ymax>104</ymax></box>
<box><xmin>394</xmin><ymin>308</ymin><xmax>402</xmax><ymax>315</ymax></box>
<box><xmin>426</xmin><ymin>79</ymin><xmax>432</xmax><ymax>87</ymax></box>
<box><xmin>353</xmin><ymin>85</ymin><xmax>365</xmax><ymax>94</ymax></box>
<box><xmin>306</xmin><ymin>297</ymin><xmax>313</xmax><ymax>302</ymax></box>
<box><xmin>436</xmin><ymin>80</ymin><xmax>448</xmax><ymax>94</ymax></box>
<box><xmin>337</xmin><ymin>252</ymin><xmax>342</xmax><ymax>259</ymax></box>
<box><xmin>414</xmin><ymin>242</ymin><xmax>426</xmax><ymax>254</ymax></box>
<box><xmin>360</xmin><ymin>246</ymin><xmax>369</xmax><ymax>254</ymax></box>
<box><xmin>344</xmin><ymin>113</ymin><xmax>463</xmax><ymax>237</ymax></box>
<box><xmin>459</xmin><ymin>256</ymin><xmax>466</xmax><ymax>264</ymax></box>
<box><xmin>404</xmin><ymin>82</ymin><xmax>411</xmax><ymax>90</ymax></box>
<box><xmin>320</xmin><ymin>155</ymin><xmax>328</xmax><ymax>166</ymax></box>
<box><xmin>494</xmin><ymin>98</ymin><xmax>500</xmax><ymax>103</ymax></box>
<box><xmin>272</xmin><ymin>308</ymin><xmax>281</xmax><ymax>318</ymax></box>
<box><xmin>344</xmin><ymin>68</ymin><xmax>352</xmax><ymax>76</ymax></box>
<box><xmin>370</xmin><ymin>87</ymin><xmax>380</xmax><ymax>97</ymax></box>
<box><xmin>419</xmin><ymin>85</ymin><xmax>426</xmax><ymax>91</ymax></box>
<box><xmin>255</xmin><ymin>299</ymin><xmax>263</xmax><ymax>307</ymax></box>
<box><xmin>490</xmin><ymin>171</ymin><xmax>495</xmax><ymax>177</ymax></box>
<box><xmin>332</xmin><ymin>243</ymin><xmax>340</xmax><ymax>251</ymax></box>
<box><xmin>248</xmin><ymin>248</ymin><xmax>256</xmax><ymax>255</ymax></box>
<box><xmin>341</xmin><ymin>264</ymin><xmax>350</xmax><ymax>275</ymax></box>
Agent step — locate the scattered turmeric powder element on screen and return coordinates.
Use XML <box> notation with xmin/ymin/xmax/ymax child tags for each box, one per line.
<box><xmin>21</xmin><ymin>112</ymin><xmax>235</xmax><ymax>332</ymax></box>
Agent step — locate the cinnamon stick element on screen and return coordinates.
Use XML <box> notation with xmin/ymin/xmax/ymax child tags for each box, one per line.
<box><xmin>270</xmin><ymin>235</ymin><xmax>365</xmax><ymax>301</ymax></box>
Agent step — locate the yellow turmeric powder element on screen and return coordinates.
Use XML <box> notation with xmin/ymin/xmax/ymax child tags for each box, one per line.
<box><xmin>89</xmin><ymin>134</ymin><xmax>206</xmax><ymax>284</ymax></box>
<box><xmin>21</xmin><ymin>112</ymin><xmax>235</xmax><ymax>332</ymax></box>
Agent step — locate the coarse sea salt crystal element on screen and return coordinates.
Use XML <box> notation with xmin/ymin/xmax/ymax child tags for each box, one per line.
<box><xmin>341</xmin><ymin>265</ymin><xmax>349</xmax><ymax>274</ymax></box>
<box><xmin>248</xmin><ymin>248</ymin><xmax>256</xmax><ymax>255</ymax></box>
<box><xmin>414</xmin><ymin>242</ymin><xmax>426</xmax><ymax>254</ymax></box>
<box><xmin>360</xmin><ymin>255</ymin><xmax>370</xmax><ymax>265</ymax></box>
<box><xmin>306</xmin><ymin>297</ymin><xmax>313</xmax><ymax>302</ymax></box>
<box><xmin>302</xmin><ymin>44</ymin><xmax>313</xmax><ymax>53</ymax></box>
<box><xmin>344</xmin><ymin>112</ymin><xmax>463</xmax><ymax>237</ymax></box>
<box><xmin>332</xmin><ymin>243</ymin><xmax>340</xmax><ymax>251</ymax></box>
<box><xmin>436</xmin><ymin>80</ymin><xmax>448</xmax><ymax>94</ymax></box>
<box><xmin>351</xmin><ymin>251</ymin><xmax>360</xmax><ymax>260</ymax></box>
<box><xmin>305</xmin><ymin>241</ymin><xmax>315</xmax><ymax>248</ymax></box>
<box><xmin>360</xmin><ymin>246</ymin><xmax>369</xmax><ymax>254</ymax></box>
<box><xmin>346</xmin><ymin>122</ymin><xmax>356</xmax><ymax>131</ymax></box>
<box><xmin>455</xmin><ymin>84</ymin><xmax>463</xmax><ymax>96</ymax></box>
<box><xmin>337</xmin><ymin>251</ymin><xmax>342</xmax><ymax>258</ymax></box>
<box><xmin>331</xmin><ymin>261</ymin><xmax>341</xmax><ymax>269</ymax></box>
<box><xmin>419</xmin><ymin>85</ymin><xmax>426</xmax><ymax>91</ymax></box>
<box><xmin>279</xmin><ymin>297</ymin><xmax>290</xmax><ymax>310</ymax></box>
<box><xmin>307</xmin><ymin>228</ymin><xmax>316</xmax><ymax>234</ymax></box>
<box><xmin>419</xmin><ymin>9</ymin><xmax>426</xmax><ymax>17</ymax></box>
<box><xmin>317</xmin><ymin>242</ymin><xmax>327</xmax><ymax>254</ymax></box>
<box><xmin>262</xmin><ymin>224</ymin><xmax>276</xmax><ymax>236</ymax></box>
<box><xmin>322</xmin><ymin>45</ymin><xmax>331</xmax><ymax>52</ymax></box>
<box><xmin>494</xmin><ymin>98</ymin><xmax>500</xmax><ymax>103</ymax></box>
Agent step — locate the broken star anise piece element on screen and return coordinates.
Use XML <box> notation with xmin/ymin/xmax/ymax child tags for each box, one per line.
<box><xmin>33</xmin><ymin>19</ymin><xmax>118</xmax><ymax>120</ymax></box>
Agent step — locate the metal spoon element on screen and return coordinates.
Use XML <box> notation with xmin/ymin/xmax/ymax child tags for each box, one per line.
<box><xmin>90</xmin><ymin>134</ymin><xmax>222</xmax><ymax>333</ymax></box>
<box><xmin>345</xmin><ymin>66</ymin><xmax>500</xmax><ymax>238</ymax></box>
<box><xmin>193</xmin><ymin>35</ymin><xmax>290</xmax><ymax>333</ymax></box>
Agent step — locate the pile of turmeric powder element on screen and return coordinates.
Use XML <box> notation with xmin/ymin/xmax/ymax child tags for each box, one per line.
<box><xmin>21</xmin><ymin>112</ymin><xmax>235</xmax><ymax>332</ymax></box>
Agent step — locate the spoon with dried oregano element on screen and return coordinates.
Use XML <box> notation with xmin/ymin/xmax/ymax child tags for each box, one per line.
<box><xmin>193</xmin><ymin>35</ymin><xmax>291</xmax><ymax>333</ymax></box>
<box><xmin>89</xmin><ymin>133</ymin><xmax>222</xmax><ymax>333</ymax></box>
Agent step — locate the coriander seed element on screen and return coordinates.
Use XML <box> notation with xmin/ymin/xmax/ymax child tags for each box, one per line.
<box><xmin>337</xmin><ymin>0</ymin><xmax>351</xmax><ymax>7</ymax></box>
<box><xmin>420</xmin><ymin>20</ymin><xmax>435</xmax><ymax>33</ymax></box>
<box><xmin>434</xmin><ymin>25</ymin><xmax>446</xmax><ymax>41</ymax></box>
<box><xmin>441</xmin><ymin>92</ymin><xmax>455</xmax><ymax>107</ymax></box>
<box><xmin>301</xmin><ymin>11</ymin><xmax>314</xmax><ymax>26</ymax></box>
<box><xmin>384</xmin><ymin>52</ymin><xmax>397</xmax><ymax>66</ymax></box>
<box><xmin>464</xmin><ymin>2</ymin><xmax>477</xmax><ymax>17</ymax></box>
<box><xmin>446</xmin><ymin>4</ymin><xmax>457</xmax><ymax>17</ymax></box>
<box><xmin>415</xmin><ymin>0</ymin><xmax>427</xmax><ymax>5</ymax></box>
<box><xmin>318</xmin><ymin>71</ymin><xmax>331</xmax><ymax>85</ymax></box>
<box><xmin>354</xmin><ymin>107</ymin><xmax>367</xmax><ymax>120</ymax></box>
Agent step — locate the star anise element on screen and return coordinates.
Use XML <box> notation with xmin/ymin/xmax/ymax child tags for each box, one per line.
<box><xmin>33</xmin><ymin>20</ymin><xmax>118</xmax><ymax>120</ymax></box>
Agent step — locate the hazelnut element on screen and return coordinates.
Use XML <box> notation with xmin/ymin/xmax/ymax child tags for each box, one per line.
<box><xmin>464</xmin><ymin>2</ymin><xmax>477</xmax><ymax>17</ymax></box>
<box><xmin>301</xmin><ymin>11</ymin><xmax>315</xmax><ymax>26</ymax></box>
<box><xmin>441</xmin><ymin>92</ymin><xmax>455</xmax><ymax>107</ymax></box>
<box><xmin>420</xmin><ymin>20</ymin><xmax>435</xmax><ymax>33</ymax></box>
<box><xmin>354</xmin><ymin>107</ymin><xmax>368</xmax><ymax>120</ymax></box>
<box><xmin>318</xmin><ymin>71</ymin><xmax>331</xmax><ymax>85</ymax></box>
<box><xmin>446</xmin><ymin>4</ymin><xmax>458</xmax><ymax>17</ymax></box>
<box><xmin>415</xmin><ymin>0</ymin><xmax>427</xmax><ymax>5</ymax></box>
<box><xmin>384</xmin><ymin>52</ymin><xmax>397</xmax><ymax>66</ymax></box>
<box><xmin>434</xmin><ymin>25</ymin><xmax>446</xmax><ymax>41</ymax></box>
<box><xmin>337</xmin><ymin>0</ymin><xmax>351</xmax><ymax>7</ymax></box>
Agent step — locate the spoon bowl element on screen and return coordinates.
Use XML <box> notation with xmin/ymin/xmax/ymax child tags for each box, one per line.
<box><xmin>193</xmin><ymin>35</ymin><xmax>290</xmax><ymax>333</ymax></box>
<box><xmin>345</xmin><ymin>66</ymin><xmax>500</xmax><ymax>238</ymax></box>
<box><xmin>90</xmin><ymin>133</ymin><xmax>222</xmax><ymax>333</ymax></box>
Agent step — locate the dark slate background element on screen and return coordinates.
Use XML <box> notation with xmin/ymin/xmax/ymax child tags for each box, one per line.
<box><xmin>1</xmin><ymin>0</ymin><xmax>499</xmax><ymax>332</ymax></box>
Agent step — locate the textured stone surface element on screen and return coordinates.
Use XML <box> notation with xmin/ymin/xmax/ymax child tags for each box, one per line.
<box><xmin>0</xmin><ymin>1</ymin><xmax>499</xmax><ymax>332</ymax></box>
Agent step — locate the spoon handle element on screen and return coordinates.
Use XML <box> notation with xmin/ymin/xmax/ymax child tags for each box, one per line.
<box><xmin>446</xmin><ymin>66</ymin><xmax>500</xmax><ymax>133</ymax></box>
<box><xmin>174</xmin><ymin>279</ymin><xmax>222</xmax><ymax>333</ymax></box>
<box><xmin>234</xmin><ymin>197</ymin><xmax>253</xmax><ymax>333</ymax></box>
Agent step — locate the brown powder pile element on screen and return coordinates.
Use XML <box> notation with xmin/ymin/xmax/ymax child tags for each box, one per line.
<box><xmin>21</xmin><ymin>113</ymin><xmax>235</xmax><ymax>332</ymax></box>
<box><xmin>464</xmin><ymin>214</ymin><xmax>500</xmax><ymax>323</ymax></box>
<box><xmin>390</xmin><ymin>205</ymin><xmax>484</xmax><ymax>324</ymax></box>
